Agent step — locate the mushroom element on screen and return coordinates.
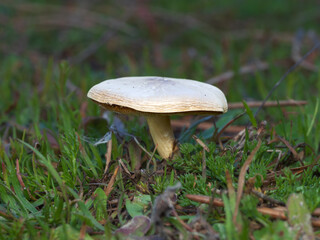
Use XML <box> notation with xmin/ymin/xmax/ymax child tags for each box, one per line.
<box><xmin>87</xmin><ymin>76</ymin><xmax>228</xmax><ymax>159</ymax></box>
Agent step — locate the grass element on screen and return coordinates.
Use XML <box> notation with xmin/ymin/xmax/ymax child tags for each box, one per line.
<box><xmin>1</xmin><ymin>0</ymin><xmax>320</xmax><ymax>239</ymax></box>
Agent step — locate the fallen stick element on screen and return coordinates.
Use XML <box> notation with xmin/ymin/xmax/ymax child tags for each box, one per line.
<box><xmin>228</xmin><ymin>100</ymin><xmax>307</xmax><ymax>109</ymax></box>
<box><xmin>186</xmin><ymin>194</ymin><xmax>320</xmax><ymax>227</ymax></box>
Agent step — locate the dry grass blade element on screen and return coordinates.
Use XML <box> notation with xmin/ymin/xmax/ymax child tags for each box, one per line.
<box><xmin>133</xmin><ymin>137</ymin><xmax>152</xmax><ymax>158</ymax></box>
<box><xmin>192</xmin><ymin>135</ymin><xmax>209</xmax><ymax>152</ymax></box>
<box><xmin>171</xmin><ymin>208</ymin><xmax>194</xmax><ymax>232</ymax></box>
<box><xmin>202</xmin><ymin>148</ymin><xmax>206</xmax><ymax>179</ymax></box>
<box><xmin>215</xmin><ymin>112</ymin><xmax>246</xmax><ymax>142</ymax></box>
<box><xmin>15</xmin><ymin>159</ymin><xmax>25</xmax><ymax>190</ymax></box>
<box><xmin>79</xmin><ymin>222</ymin><xmax>87</xmax><ymax>240</ymax></box>
<box><xmin>277</xmin><ymin>136</ymin><xmax>304</xmax><ymax>166</ymax></box>
<box><xmin>192</xmin><ymin>135</ymin><xmax>209</xmax><ymax>179</ymax></box>
<box><xmin>225</xmin><ymin>170</ymin><xmax>235</xmax><ymax>197</ymax></box>
<box><xmin>233</xmin><ymin>139</ymin><xmax>262</xmax><ymax>223</ymax></box>
<box><xmin>119</xmin><ymin>159</ymin><xmax>131</xmax><ymax>176</ymax></box>
<box><xmin>104</xmin><ymin>165</ymin><xmax>119</xmax><ymax>198</ymax></box>
<box><xmin>146</xmin><ymin>145</ymin><xmax>157</xmax><ymax>172</ymax></box>
<box><xmin>104</xmin><ymin>139</ymin><xmax>112</xmax><ymax>175</ymax></box>
<box><xmin>16</xmin><ymin>158</ymin><xmax>36</xmax><ymax>201</ymax></box>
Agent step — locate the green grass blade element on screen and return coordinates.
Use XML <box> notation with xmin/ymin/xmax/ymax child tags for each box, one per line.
<box><xmin>242</xmin><ymin>100</ymin><xmax>257</xmax><ymax>128</ymax></box>
<box><xmin>307</xmin><ymin>97</ymin><xmax>319</xmax><ymax>136</ymax></box>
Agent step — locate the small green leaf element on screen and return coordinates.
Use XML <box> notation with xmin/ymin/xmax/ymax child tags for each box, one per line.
<box><xmin>307</xmin><ymin>97</ymin><xmax>319</xmax><ymax>136</ymax></box>
<box><xmin>126</xmin><ymin>195</ymin><xmax>151</xmax><ymax>218</ymax></box>
<box><xmin>253</xmin><ymin>221</ymin><xmax>297</xmax><ymax>240</ymax></box>
<box><xmin>93</xmin><ymin>188</ymin><xmax>108</xmax><ymax>221</ymax></box>
<box><xmin>67</xmin><ymin>188</ymin><xmax>104</xmax><ymax>231</ymax></box>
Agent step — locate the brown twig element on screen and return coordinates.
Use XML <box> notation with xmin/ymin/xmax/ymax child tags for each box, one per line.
<box><xmin>185</xmin><ymin>194</ymin><xmax>224</xmax><ymax>207</ymax></box>
<box><xmin>186</xmin><ymin>194</ymin><xmax>320</xmax><ymax>227</ymax></box>
<box><xmin>215</xmin><ymin>112</ymin><xmax>246</xmax><ymax>142</ymax></box>
<box><xmin>313</xmin><ymin>208</ymin><xmax>320</xmax><ymax>217</ymax></box>
<box><xmin>251</xmin><ymin>190</ymin><xmax>285</xmax><ymax>206</ymax></box>
<box><xmin>171</xmin><ymin>208</ymin><xmax>194</xmax><ymax>232</ymax></box>
<box><xmin>257</xmin><ymin>207</ymin><xmax>287</xmax><ymax>220</ymax></box>
<box><xmin>228</xmin><ymin>100</ymin><xmax>308</xmax><ymax>109</ymax></box>
<box><xmin>233</xmin><ymin>139</ymin><xmax>261</xmax><ymax>224</ymax></box>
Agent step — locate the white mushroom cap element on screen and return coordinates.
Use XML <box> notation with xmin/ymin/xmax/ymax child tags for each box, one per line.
<box><xmin>87</xmin><ymin>76</ymin><xmax>228</xmax><ymax>159</ymax></box>
<box><xmin>87</xmin><ymin>76</ymin><xmax>228</xmax><ymax>114</ymax></box>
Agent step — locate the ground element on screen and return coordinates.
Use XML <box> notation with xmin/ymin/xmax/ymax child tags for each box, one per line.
<box><xmin>0</xmin><ymin>1</ymin><xmax>320</xmax><ymax>239</ymax></box>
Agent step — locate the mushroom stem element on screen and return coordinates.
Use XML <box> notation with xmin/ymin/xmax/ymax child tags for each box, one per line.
<box><xmin>146</xmin><ymin>115</ymin><xmax>176</xmax><ymax>159</ymax></box>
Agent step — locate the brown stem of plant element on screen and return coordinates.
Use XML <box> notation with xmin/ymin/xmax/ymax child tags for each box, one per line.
<box><xmin>228</xmin><ymin>100</ymin><xmax>308</xmax><ymax>109</ymax></box>
<box><xmin>186</xmin><ymin>194</ymin><xmax>320</xmax><ymax>227</ymax></box>
<box><xmin>233</xmin><ymin>139</ymin><xmax>262</xmax><ymax>225</ymax></box>
<box><xmin>171</xmin><ymin>208</ymin><xmax>195</xmax><ymax>233</ymax></box>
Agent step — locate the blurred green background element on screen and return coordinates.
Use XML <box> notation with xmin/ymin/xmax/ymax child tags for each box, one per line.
<box><xmin>1</xmin><ymin>0</ymin><xmax>319</xmax><ymax>148</ymax></box>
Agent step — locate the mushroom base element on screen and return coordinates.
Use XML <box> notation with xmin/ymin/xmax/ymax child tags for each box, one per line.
<box><xmin>146</xmin><ymin>115</ymin><xmax>176</xmax><ymax>159</ymax></box>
